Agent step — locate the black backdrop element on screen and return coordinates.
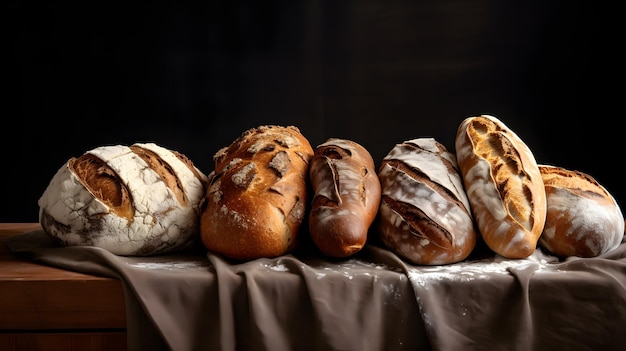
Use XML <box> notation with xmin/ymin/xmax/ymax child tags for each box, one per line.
<box><xmin>2</xmin><ymin>1</ymin><xmax>622</xmax><ymax>223</ymax></box>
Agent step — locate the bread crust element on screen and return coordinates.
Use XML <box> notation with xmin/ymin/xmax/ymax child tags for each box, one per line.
<box><xmin>454</xmin><ymin>115</ymin><xmax>546</xmax><ymax>259</ymax></box>
<box><xmin>538</xmin><ymin>165</ymin><xmax>624</xmax><ymax>258</ymax></box>
<box><xmin>377</xmin><ymin>138</ymin><xmax>477</xmax><ymax>265</ymax></box>
<box><xmin>308</xmin><ymin>138</ymin><xmax>381</xmax><ymax>257</ymax></box>
<box><xmin>200</xmin><ymin>125</ymin><xmax>314</xmax><ymax>260</ymax></box>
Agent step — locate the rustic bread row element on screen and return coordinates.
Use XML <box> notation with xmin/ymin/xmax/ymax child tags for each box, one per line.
<box><xmin>37</xmin><ymin>118</ymin><xmax>624</xmax><ymax>263</ymax></box>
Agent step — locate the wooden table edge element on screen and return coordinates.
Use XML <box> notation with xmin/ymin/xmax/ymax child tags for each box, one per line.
<box><xmin>0</xmin><ymin>223</ymin><xmax>127</xmax><ymax>330</ymax></box>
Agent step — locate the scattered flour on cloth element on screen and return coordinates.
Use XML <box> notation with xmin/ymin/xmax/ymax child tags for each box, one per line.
<box><xmin>408</xmin><ymin>248</ymin><xmax>562</xmax><ymax>287</ymax></box>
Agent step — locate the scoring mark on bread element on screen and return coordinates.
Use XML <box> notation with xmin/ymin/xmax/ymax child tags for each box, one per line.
<box><xmin>172</xmin><ymin>150</ymin><xmax>207</xmax><ymax>187</ymax></box>
<box><xmin>288</xmin><ymin>195</ymin><xmax>306</xmax><ymax>222</ymax></box>
<box><xmin>359</xmin><ymin>167</ymin><xmax>368</xmax><ymax>206</ymax></box>
<box><xmin>269</xmin><ymin>150</ymin><xmax>291</xmax><ymax>177</ymax></box>
<box><xmin>382</xmin><ymin>195</ymin><xmax>452</xmax><ymax>249</ymax></box>
<box><xmin>231</xmin><ymin>162</ymin><xmax>257</xmax><ymax>188</ymax></box>
<box><xmin>383</xmin><ymin>159</ymin><xmax>467</xmax><ymax>215</ymax></box>
<box><xmin>388</xmin><ymin>140</ymin><xmax>472</xmax><ymax>215</ymax></box>
<box><xmin>70</xmin><ymin>154</ymin><xmax>134</xmax><ymax>221</ymax></box>
<box><xmin>295</xmin><ymin>151</ymin><xmax>313</xmax><ymax>164</ymax></box>
<box><xmin>272</xmin><ymin>133</ymin><xmax>300</xmax><ymax>148</ymax></box>
<box><xmin>318</xmin><ymin>144</ymin><xmax>352</xmax><ymax>159</ymax></box>
<box><xmin>468</xmin><ymin>118</ymin><xmax>534</xmax><ymax>231</ymax></box>
<box><xmin>540</xmin><ymin>165</ymin><xmax>609</xmax><ymax>200</ymax></box>
<box><xmin>315</xmin><ymin>143</ymin><xmax>356</xmax><ymax>207</ymax></box>
<box><xmin>317</xmin><ymin>156</ymin><xmax>342</xmax><ymax>207</ymax></box>
<box><xmin>247</xmin><ymin>133</ymin><xmax>300</xmax><ymax>153</ymax></box>
<box><xmin>131</xmin><ymin>145</ymin><xmax>189</xmax><ymax>207</ymax></box>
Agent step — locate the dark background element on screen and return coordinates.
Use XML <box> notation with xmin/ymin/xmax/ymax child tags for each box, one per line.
<box><xmin>1</xmin><ymin>1</ymin><xmax>622</xmax><ymax>223</ymax></box>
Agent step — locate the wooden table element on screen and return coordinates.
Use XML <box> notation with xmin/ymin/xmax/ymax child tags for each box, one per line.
<box><xmin>0</xmin><ymin>223</ymin><xmax>127</xmax><ymax>351</ymax></box>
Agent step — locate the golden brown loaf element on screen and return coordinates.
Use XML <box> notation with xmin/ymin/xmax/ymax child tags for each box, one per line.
<box><xmin>454</xmin><ymin>115</ymin><xmax>547</xmax><ymax>259</ymax></box>
<box><xmin>377</xmin><ymin>138</ymin><xmax>477</xmax><ymax>265</ymax></box>
<box><xmin>308</xmin><ymin>138</ymin><xmax>381</xmax><ymax>258</ymax></box>
<box><xmin>538</xmin><ymin>165</ymin><xmax>624</xmax><ymax>258</ymax></box>
<box><xmin>200</xmin><ymin>125</ymin><xmax>314</xmax><ymax>260</ymax></box>
<box><xmin>38</xmin><ymin>143</ymin><xmax>208</xmax><ymax>256</ymax></box>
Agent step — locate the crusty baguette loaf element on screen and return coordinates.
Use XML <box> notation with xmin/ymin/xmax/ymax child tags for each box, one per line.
<box><xmin>38</xmin><ymin>143</ymin><xmax>208</xmax><ymax>256</ymax></box>
<box><xmin>200</xmin><ymin>125</ymin><xmax>314</xmax><ymax>260</ymax></box>
<box><xmin>308</xmin><ymin>138</ymin><xmax>381</xmax><ymax>257</ymax></box>
<box><xmin>538</xmin><ymin>164</ymin><xmax>624</xmax><ymax>258</ymax></box>
<box><xmin>377</xmin><ymin>138</ymin><xmax>477</xmax><ymax>265</ymax></box>
<box><xmin>454</xmin><ymin>115</ymin><xmax>547</xmax><ymax>259</ymax></box>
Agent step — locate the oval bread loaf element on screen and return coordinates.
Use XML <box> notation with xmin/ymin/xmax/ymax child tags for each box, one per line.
<box><xmin>377</xmin><ymin>138</ymin><xmax>477</xmax><ymax>265</ymax></box>
<box><xmin>454</xmin><ymin>115</ymin><xmax>547</xmax><ymax>259</ymax></box>
<box><xmin>200</xmin><ymin>125</ymin><xmax>314</xmax><ymax>260</ymax></box>
<box><xmin>38</xmin><ymin>143</ymin><xmax>208</xmax><ymax>256</ymax></box>
<box><xmin>538</xmin><ymin>164</ymin><xmax>624</xmax><ymax>258</ymax></box>
<box><xmin>308</xmin><ymin>138</ymin><xmax>381</xmax><ymax>258</ymax></box>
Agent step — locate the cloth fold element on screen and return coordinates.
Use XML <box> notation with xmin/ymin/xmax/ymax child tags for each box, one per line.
<box><xmin>5</xmin><ymin>230</ymin><xmax>626</xmax><ymax>351</ymax></box>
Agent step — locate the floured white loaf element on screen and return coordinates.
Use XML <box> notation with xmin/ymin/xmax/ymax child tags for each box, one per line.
<box><xmin>377</xmin><ymin>138</ymin><xmax>477</xmax><ymax>265</ymax></box>
<box><xmin>38</xmin><ymin>143</ymin><xmax>208</xmax><ymax>256</ymax></box>
<box><xmin>308</xmin><ymin>138</ymin><xmax>381</xmax><ymax>258</ymax></box>
<box><xmin>200</xmin><ymin>125</ymin><xmax>314</xmax><ymax>260</ymax></box>
<box><xmin>455</xmin><ymin>115</ymin><xmax>547</xmax><ymax>259</ymax></box>
<box><xmin>539</xmin><ymin>165</ymin><xmax>624</xmax><ymax>258</ymax></box>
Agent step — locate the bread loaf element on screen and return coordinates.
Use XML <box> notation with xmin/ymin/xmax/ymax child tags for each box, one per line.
<box><xmin>308</xmin><ymin>138</ymin><xmax>381</xmax><ymax>257</ymax></box>
<box><xmin>455</xmin><ymin>115</ymin><xmax>546</xmax><ymax>259</ymax></box>
<box><xmin>377</xmin><ymin>138</ymin><xmax>477</xmax><ymax>265</ymax></box>
<box><xmin>200</xmin><ymin>125</ymin><xmax>314</xmax><ymax>260</ymax></box>
<box><xmin>538</xmin><ymin>165</ymin><xmax>624</xmax><ymax>258</ymax></box>
<box><xmin>38</xmin><ymin>143</ymin><xmax>208</xmax><ymax>256</ymax></box>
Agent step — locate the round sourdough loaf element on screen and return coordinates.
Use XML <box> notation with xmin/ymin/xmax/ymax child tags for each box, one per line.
<box><xmin>377</xmin><ymin>138</ymin><xmax>477</xmax><ymax>265</ymax></box>
<box><xmin>538</xmin><ymin>165</ymin><xmax>624</xmax><ymax>258</ymax></box>
<box><xmin>38</xmin><ymin>143</ymin><xmax>208</xmax><ymax>256</ymax></box>
<box><xmin>308</xmin><ymin>138</ymin><xmax>381</xmax><ymax>258</ymax></box>
<box><xmin>200</xmin><ymin>125</ymin><xmax>314</xmax><ymax>260</ymax></box>
<box><xmin>454</xmin><ymin>115</ymin><xmax>547</xmax><ymax>259</ymax></box>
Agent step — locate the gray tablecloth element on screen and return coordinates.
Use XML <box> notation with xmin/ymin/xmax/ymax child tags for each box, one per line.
<box><xmin>5</xmin><ymin>230</ymin><xmax>626</xmax><ymax>351</ymax></box>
